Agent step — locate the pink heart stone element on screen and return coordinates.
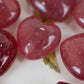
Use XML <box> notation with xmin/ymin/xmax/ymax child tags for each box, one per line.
<box><xmin>74</xmin><ymin>0</ymin><xmax>84</xmax><ymax>28</ymax></box>
<box><xmin>30</xmin><ymin>0</ymin><xmax>76</xmax><ymax>21</ymax></box>
<box><xmin>17</xmin><ymin>16</ymin><xmax>61</xmax><ymax>60</ymax></box>
<box><xmin>0</xmin><ymin>0</ymin><xmax>20</xmax><ymax>29</ymax></box>
<box><xmin>60</xmin><ymin>33</ymin><xmax>84</xmax><ymax>80</ymax></box>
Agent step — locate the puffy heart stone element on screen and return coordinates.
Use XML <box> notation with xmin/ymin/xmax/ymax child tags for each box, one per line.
<box><xmin>30</xmin><ymin>0</ymin><xmax>76</xmax><ymax>21</ymax></box>
<box><xmin>60</xmin><ymin>33</ymin><xmax>84</xmax><ymax>80</ymax></box>
<box><xmin>0</xmin><ymin>0</ymin><xmax>20</xmax><ymax>29</ymax></box>
<box><xmin>17</xmin><ymin>16</ymin><xmax>61</xmax><ymax>60</ymax></box>
<box><xmin>74</xmin><ymin>0</ymin><xmax>84</xmax><ymax>28</ymax></box>
<box><xmin>0</xmin><ymin>30</ymin><xmax>17</xmax><ymax>76</ymax></box>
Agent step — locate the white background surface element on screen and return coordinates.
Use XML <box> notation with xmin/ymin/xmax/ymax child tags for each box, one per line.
<box><xmin>1</xmin><ymin>0</ymin><xmax>84</xmax><ymax>84</ymax></box>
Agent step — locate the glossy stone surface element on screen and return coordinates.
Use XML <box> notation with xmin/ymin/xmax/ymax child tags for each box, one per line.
<box><xmin>0</xmin><ymin>0</ymin><xmax>20</xmax><ymax>29</ymax></box>
<box><xmin>57</xmin><ymin>82</ymin><xmax>69</xmax><ymax>84</ymax></box>
<box><xmin>74</xmin><ymin>0</ymin><xmax>84</xmax><ymax>28</ymax></box>
<box><xmin>60</xmin><ymin>33</ymin><xmax>84</xmax><ymax>80</ymax></box>
<box><xmin>17</xmin><ymin>16</ymin><xmax>61</xmax><ymax>60</ymax></box>
<box><xmin>0</xmin><ymin>30</ymin><xmax>17</xmax><ymax>76</ymax></box>
<box><xmin>30</xmin><ymin>0</ymin><xmax>76</xmax><ymax>21</ymax></box>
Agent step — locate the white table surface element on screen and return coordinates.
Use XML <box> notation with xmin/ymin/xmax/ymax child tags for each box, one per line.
<box><xmin>1</xmin><ymin>0</ymin><xmax>84</xmax><ymax>84</ymax></box>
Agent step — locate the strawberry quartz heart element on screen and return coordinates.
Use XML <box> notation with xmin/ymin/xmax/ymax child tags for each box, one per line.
<box><xmin>60</xmin><ymin>33</ymin><xmax>84</xmax><ymax>80</ymax></box>
<box><xmin>30</xmin><ymin>0</ymin><xmax>76</xmax><ymax>21</ymax></box>
<box><xmin>17</xmin><ymin>16</ymin><xmax>61</xmax><ymax>60</ymax></box>
<box><xmin>57</xmin><ymin>82</ymin><xmax>69</xmax><ymax>84</ymax></box>
<box><xmin>0</xmin><ymin>30</ymin><xmax>17</xmax><ymax>76</ymax></box>
<box><xmin>0</xmin><ymin>0</ymin><xmax>20</xmax><ymax>29</ymax></box>
<box><xmin>74</xmin><ymin>0</ymin><xmax>84</xmax><ymax>28</ymax></box>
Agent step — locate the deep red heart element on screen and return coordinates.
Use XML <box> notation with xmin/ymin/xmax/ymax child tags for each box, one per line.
<box><xmin>30</xmin><ymin>0</ymin><xmax>76</xmax><ymax>21</ymax></box>
<box><xmin>57</xmin><ymin>82</ymin><xmax>69</xmax><ymax>84</ymax></box>
<box><xmin>60</xmin><ymin>33</ymin><xmax>84</xmax><ymax>80</ymax></box>
<box><xmin>0</xmin><ymin>30</ymin><xmax>17</xmax><ymax>76</ymax></box>
<box><xmin>17</xmin><ymin>16</ymin><xmax>61</xmax><ymax>60</ymax></box>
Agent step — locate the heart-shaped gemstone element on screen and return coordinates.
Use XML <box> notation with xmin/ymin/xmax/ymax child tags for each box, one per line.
<box><xmin>74</xmin><ymin>0</ymin><xmax>84</xmax><ymax>28</ymax></box>
<box><xmin>60</xmin><ymin>33</ymin><xmax>84</xmax><ymax>80</ymax></box>
<box><xmin>0</xmin><ymin>0</ymin><xmax>20</xmax><ymax>29</ymax></box>
<box><xmin>17</xmin><ymin>16</ymin><xmax>61</xmax><ymax>60</ymax></box>
<box><xmin>0</xmin><ymin>30</ymin><xmax>17</xmax><ymax>76</ymax></box>
<box><xmin>30</xmin><ymin>0</ymin><xmax>76</xmax><ymax>21</ymax></box>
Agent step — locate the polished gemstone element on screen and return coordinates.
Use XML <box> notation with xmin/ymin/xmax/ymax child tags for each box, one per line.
<box><xmin>60</xmin><ymin>33</ymin><xmax>84</xmax><ymax>80</ymax></box>
<box><xmin>30</xmin><ymin>0</ymin><xmax>76</xmax><ymax>21</ymax></box>
<box><xmin>17</xmin><ymin>16</ymin><xmax>61</xmax><ymax>60</ymax></box>
<box><xmin>74</xmin><ymin>0</ymin><xmax>84</xmax><ymax>28</ymax></box>
<box><xmin>0</xmin><ymin>0</ymin><xmax>20</xmax><ymax>28</ymax></box>
<box><xmin>0</xmin><ymin>30</ymin><xmax>17</xmax><ymax>76</ymax></box>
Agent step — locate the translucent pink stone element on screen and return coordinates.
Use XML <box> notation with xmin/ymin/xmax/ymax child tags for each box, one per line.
<box><xmin>17</xmin><ymin>16</ymin><xmax>61</xmax><ymax>60</ymax></box>
<box><xmin>74</xmin><ymin>0</ymin><xmax>84</xmax><ymax>28</ymax></box>
<box><xmin>0</xmin><ymin>0</ymin><xmax>20</xmax><ymax>29</ymax></box>
<box><xmin>30</xmin><ymin>0</ymin><xmax>76</xmax><ymax>21</ymax></box>
<box><xmin>60</xmin><ymin>33</ymin><xmax>84</xmax><ymax>80</ymax></box>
